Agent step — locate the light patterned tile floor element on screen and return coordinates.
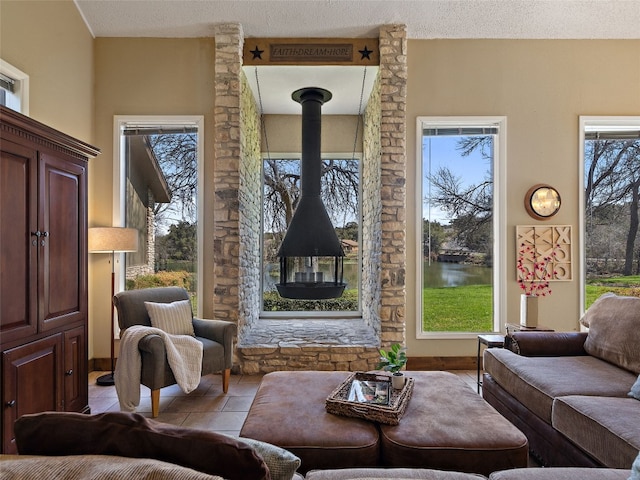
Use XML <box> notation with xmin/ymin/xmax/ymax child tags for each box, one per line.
<box><xmin>89</xmin><ymin>369</ymin><xmax>479</xmax><ymax>436</ymax></box>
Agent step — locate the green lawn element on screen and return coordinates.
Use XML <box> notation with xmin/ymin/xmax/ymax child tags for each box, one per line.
<box><xmin>585</xmin><ymin>275</ymin><xmax>640</xmax><ymax>307</ymax></box>
<box><xmin>423</xmin><ymin>276</ymin><xmax>640</xmax><ymax>332</ymax></box>
<box><xmin>423</xmin><ymin>285</ymin><xmax>492</xmax><ymax>332</ymax></box>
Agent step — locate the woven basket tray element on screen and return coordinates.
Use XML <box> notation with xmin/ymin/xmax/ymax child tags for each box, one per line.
<box><xmin>325</xmin><ymin>372</ymin><xmax>414</xmax><ymax>425</ymax></box>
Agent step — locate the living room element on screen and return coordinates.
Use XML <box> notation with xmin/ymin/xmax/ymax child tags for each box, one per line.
<box><xmin>1</xmin><ymin>0</ymin><xmax>639</xmax><ymax>478</ymax></box>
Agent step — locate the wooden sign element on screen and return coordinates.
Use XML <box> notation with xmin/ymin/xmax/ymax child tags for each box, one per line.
<box><xmin>243</xmin><ymin>38</ymin><xmax>379</xmax><ymax>66</ymax></box>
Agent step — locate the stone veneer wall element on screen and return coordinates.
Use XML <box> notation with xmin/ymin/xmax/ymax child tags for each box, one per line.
<box><xmin>361</xmin><ymin>72</ymin><xmax>382</xmax><ymax>336</ymax></box>
<box><xmin>126</xmin><ymin>188</ymin><xmax>155</xmax><ymax>280</ymax></box>
<box><xmin>377</xmin><ymin>24</ymin><xmax>407</xmax><ymax>348</ymax></box>
<box><xmin>237</xmin><ymin>70</ymin><xmax>262</xmax><ymax>335</ymax></box>
<box><xmin>213</xmin><ymin>23</ymin><xmax>244</xmax><ymax>324</ymax></box>
<box><xmin>214</xmin><ymin>23</ymin><xmax>407</xmax><ymax>373</ymax></box>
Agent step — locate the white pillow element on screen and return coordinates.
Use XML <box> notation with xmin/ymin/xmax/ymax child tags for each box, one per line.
<box><xmin>145</xmin><ymin>299</ymin><xmax>195</xmax><ymax>336</ymax></box>
<box><xmin>630</xmin><ymin>375</ymin><xmax>640</xmax><ymax>401</ymax></box>
<box><xmin>631</xmin><ymin>450</ymin><xmax>640</xmax><ymax>480</ymax></box>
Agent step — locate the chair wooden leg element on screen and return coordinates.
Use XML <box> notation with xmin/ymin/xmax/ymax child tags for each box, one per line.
<box><xmin>151</xmin><ymin>389</ymin><xmax>160</xmax><ymax>418</ymax></box>
<box><xmin>222</xmin><ymin>368</ymin><xmax>231</xmax><ymax>393</ymax></box>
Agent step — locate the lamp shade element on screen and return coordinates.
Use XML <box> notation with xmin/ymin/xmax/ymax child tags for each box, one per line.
<box><xmin>88</xmin><ymin>227</ymin><xmax>138</xmax><ymax>253</ymax></box>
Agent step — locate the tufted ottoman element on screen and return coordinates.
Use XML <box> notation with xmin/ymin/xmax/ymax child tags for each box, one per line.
<box><xmin>240</xmin><ymin>371</ymin><xmax>528</xmax><ymax>475</ymax></box>
<box><xmin>240</xmin><ymin>371</ymin><xmax>379</xmax><ymax>474</ymax></box>
<box><xmin>379</xmin><ymin>371</ymin><xmax>528</xmax><ymax>476</ymax></box>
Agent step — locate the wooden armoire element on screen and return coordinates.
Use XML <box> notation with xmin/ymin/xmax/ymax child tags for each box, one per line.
<box><xmin>0</xmin><ymin>106</ymin><xmax>99</xmax><ymax>453</ymax></box>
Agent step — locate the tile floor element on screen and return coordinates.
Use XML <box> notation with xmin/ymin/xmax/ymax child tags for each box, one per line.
<box><xmin>89</xmin><ymin>369</ymin><xmax>479</xmax><ymax>437</ymax></box>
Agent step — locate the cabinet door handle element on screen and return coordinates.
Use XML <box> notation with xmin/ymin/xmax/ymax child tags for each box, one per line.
<box><xmin>31</xmin><ymin>231</ymin><xmax>41</xmax><ymax>237</ymax></box>
<box><xmin>5</xmin><ymin>400</ymin><xmax>16</xmax><ymax>408</ymax></box>
<box><xmin>65</xmin><ymin>369</ymin><xmax>73</xmax><ymax>376</ymax></box>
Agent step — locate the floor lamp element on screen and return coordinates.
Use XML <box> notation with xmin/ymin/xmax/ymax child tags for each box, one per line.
<box><xmin>89</xmin><ymin>227</ymin><xmax>138</xmax><ymax>386</ymax></box>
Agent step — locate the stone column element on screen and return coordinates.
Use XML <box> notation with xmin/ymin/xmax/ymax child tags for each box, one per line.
<box><xmin>378</xmin><ymin>24</ymin><xmax>407</xmax><ymax>346</ymax></box>
<box><xmin>213</xmin><ymin>23</ymin><xmax>244</xmax><ymax>323</ymax></box>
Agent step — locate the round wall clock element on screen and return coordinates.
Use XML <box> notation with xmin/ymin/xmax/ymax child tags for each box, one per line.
<box><xmin>524</xmin><ymin>184</ymin><xmax>561</xmax><ymax>220</ymax></box>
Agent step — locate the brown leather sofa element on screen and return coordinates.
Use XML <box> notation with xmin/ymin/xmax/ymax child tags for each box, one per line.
<box><xmin>482</xmin><ymin>294</ymin><xmax>640</xmax><ymax>469</ymax></box>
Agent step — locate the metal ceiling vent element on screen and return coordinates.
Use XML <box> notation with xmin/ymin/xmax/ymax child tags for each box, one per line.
<box><xmin>276</xmin><ymin>87</ymin><xmax>346</xmax><ymax>300</ymax></box>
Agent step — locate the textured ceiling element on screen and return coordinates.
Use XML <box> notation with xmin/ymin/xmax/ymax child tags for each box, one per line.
<box><xmin>75</xmin><ymin>0</ymin><xmax>640</xmax><ymax>39</ymax></box>
<box><xmin>75</xmin><ymin>0</ymin><xmax>640</xmax><ymax>114</ymax></box>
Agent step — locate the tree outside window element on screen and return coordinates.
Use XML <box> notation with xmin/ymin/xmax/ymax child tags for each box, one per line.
<box><xmin>262</xmin><ymin>156</ymin><xmax>361</xmax><ymax>313</ymax></box>
<box><xmin>584</xmin><ymin>131</ymin><xmax>640</xmax><ymax>307</ymax></box>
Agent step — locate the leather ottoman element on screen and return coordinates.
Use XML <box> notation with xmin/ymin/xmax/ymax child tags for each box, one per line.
<box><xmin>379</xmin><ymin>371</ymin><xmax>528</xmax><ymax>476</ymax></box>
<box><xmin>240</xmin><ymin>371</ymin><xmax>528</xmax><ymax>476</ymax></box>
<box><xmin>240</xmin><ymin>371</ymin><xmax>380</xmax><ymax>474</ymax></box>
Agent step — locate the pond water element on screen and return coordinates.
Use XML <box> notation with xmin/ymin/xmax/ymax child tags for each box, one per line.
<box><xmin>423</xmin><ymin>261</ymin><xmax>492</xmax><ymax>288</ymax></box>
<box><xmin>264</xmin><ymin>261</ymin><xmax>360</xmax><ymax>291</ymax></box>
<box><xmin>265</xmin><ymin>261</ymin><xmax>491</xmax><ymax>290</ymax></box>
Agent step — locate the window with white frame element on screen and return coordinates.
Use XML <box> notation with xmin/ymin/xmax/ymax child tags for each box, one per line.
<box><xmin>417</xmin><ymin>117</ymin><xmax>506</xmax><ymax>337</ymax></box>
<box><xmin>114</xmin><ymin>116</ymin><xmax>204</xmax><ymax>314</ymax></box>
<box><xmin>580</xmin><ymin>116</ymin><xmax>640</xmax><ymax>311</ymax></box>
<box><xmin>0</xmin><ymin>59</ymin><xmax>29</xmax><ymax>114</ymax></box>
<box><xmin>261</xmin><ymin>153</ymin><xmax>362</xmax><ymax>316</ymax></box>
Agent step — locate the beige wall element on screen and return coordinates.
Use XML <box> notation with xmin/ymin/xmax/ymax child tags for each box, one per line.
<box><xmin>0</xmin><ymin>0</ymin><xmax>94</xmax><ymax>142</ymax></box>
<box><xmin>263</xmin><ymin>114</ymin><xmax>362</xmax><ymax>153</ymax></box>
<box><xmin>3</xmin><ymin>0</ymin><xmax>640</xmax><ymax>362</ymax></box>
<box><xmin>406</xmin><ymin>39</ymin><xmax>640</xmax><ymax>356</ymax></box>
<box><xmin>1</xmin><ymin>0</ymin><xmax>97</xmax><ymax>355</ymax></box>
<box><xmin>91</xmin><ymin>37</ymin><xmax>216</xmax><ymax>359</ymax></box>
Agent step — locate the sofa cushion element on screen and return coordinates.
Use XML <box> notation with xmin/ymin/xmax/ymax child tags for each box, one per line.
<box><xmin>145</xmin><ymin>299</ymin><xmax>195</xmax><ymax>336</ymax></box>
<box><xmin>378</xmin><ymin>371</ymin><xmax>528</xmax><ymax>477</ymax></box>
<box><xmin>235</xmin><ymin>436</ymin><xmax>301</xmax><ymax>480</ymax></box>
<box><xmin>240</xmin><ymin>371</ymin><xmax>380</xmax><ymax>474</ymax></box>
<box><xmin>305</xmin><ymin>468</ymin><xmax>486</xmax><ymax>479</ymax></box>
<box><xmin>552</xmin><ymin>395</ymin><xmax>640</xmax><ymax>468</ymax></box>
<box><xmin>488</xmin><ymin>467</ymin><xmax>630</xmax><ymax>480</ymax></box>
<box><xmin>0</xmin><ymin>454</ymin><xmax>223</xmax><ymax>479</ymax></box>
<box><xmin>14</xmin><ymin>412</ymin><xmax>269</xmax><ymax>480</ymax></box>
<box><xmin>483</xmin><ymin>348</ymin><xmax>637</xmax><ymax>423</ymax></box>
<box><xmin>579</xmin><ymin>293</ymin><xmax>640</xmax><ymax>374</ymax></box>
<box><xmin>630</xmin><ymin>375</ymin><xmax>640</xmax><ymax>401</ymax></box>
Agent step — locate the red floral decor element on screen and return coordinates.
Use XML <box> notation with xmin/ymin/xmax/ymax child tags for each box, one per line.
<box><xmin>517</xmin><ymin>243</ymin><xmax>559</xmax><ymax>297</ymax></box>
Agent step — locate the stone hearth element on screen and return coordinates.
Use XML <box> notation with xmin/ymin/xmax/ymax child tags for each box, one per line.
<box><xmin>237</xmin><ymin>319</ymin><xmax>380</xmax><ymax>374</ymax></box>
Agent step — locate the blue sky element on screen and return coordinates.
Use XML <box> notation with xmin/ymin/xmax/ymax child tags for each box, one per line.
<box><xmin>421</xmin><ymin>135</ymin><xmax>492</xmax><ymax>224</ymax></box>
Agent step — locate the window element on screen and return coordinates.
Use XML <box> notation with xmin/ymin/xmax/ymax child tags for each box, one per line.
<box><xmin>261</xmin><ymin>154</ymin><xmax>361</xmax><ymax>316</ymax></box>
<box><xmin>417</xmin><ymin>117</ymin><xmax>506</xmax><ymax>337</ymax></box>
<box><xmin>580</xmin><ymin>117</ymin><xmax>640</xmax><ymax>311</ymax></box>
<box><xmin>114</xmin><ymin>116</ymin><xmax>204</xmax><ymax>314</ymax></box>
<box><xmin>0</xmin><ymin>59</ymin><xmax>29</xmax><ymax>114</ymax></box>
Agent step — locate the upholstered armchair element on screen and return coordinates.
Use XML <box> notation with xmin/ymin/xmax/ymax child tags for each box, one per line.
<box><xmin>113</xmin><ymin>286</ymin><xmax>236</xmax><ymax>417</ymax></box>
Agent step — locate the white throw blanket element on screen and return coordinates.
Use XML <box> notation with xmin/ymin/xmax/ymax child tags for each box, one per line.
<box><xmin>115</xmin><ymin>325</ymin><xmax>203</xmax><ymax>412</ymax></box>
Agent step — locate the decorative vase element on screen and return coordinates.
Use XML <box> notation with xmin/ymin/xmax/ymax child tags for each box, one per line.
<box><xmin>391</xmin><ymin>372</ymin><xmax>405</xmax><ymax>390</ymax></box>
<box><xmin>520</xmin><ymin>294</ymin><xmax>539</xmax><ymax>328</ymax></box>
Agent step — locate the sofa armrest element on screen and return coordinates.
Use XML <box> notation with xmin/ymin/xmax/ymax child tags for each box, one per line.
<box><xmin>192</xmin><ymin>318</ymin><xmax>236</xmax><ymax>351</ymax></box>
<box><xmin>510</xmin><ymin>331</ymin><xmax>588</xmax><ymax>356</ymax></box>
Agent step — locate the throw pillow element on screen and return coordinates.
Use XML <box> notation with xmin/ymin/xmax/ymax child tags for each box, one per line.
<box><xmin>630</xmin><ymin>375</ymin><xmax>640</xmax><ymax>401</ymax></box>
<box><xmin>579</xmin><ymin>292</ymin><xmax>616</xmax><ymax>328</ymax></box>
<box><xmin>631</xmin><ymin>451</ymin><xmax>640</xmax><ymax>480</ymax></box>
<box><xmin>14</xmin><ymin>412</ymin><xmax>270</xmax><ymax>480</ymax></box>
<box><xmin>145</xmin><ymin>299</ymin><xmax>195</xmax><ymax>336</ymax></box>
<box><xmin>580</xmin><ymin>293</ymin><xmax>640</xmax><ymax>374</ymax></box>
<box><xmin>235</xmin><ymin>436</ymin><xmax>301</xmax><ymax>480</ymax></box>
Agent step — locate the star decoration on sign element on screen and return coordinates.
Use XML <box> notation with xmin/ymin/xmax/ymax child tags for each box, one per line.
<box><xmin>359</xmin><ymin>45</ymin><xmax>373</xmax><ymax>60</ymax></box>
<box><xmin>250</xmin><ymin>46</ymin><xmax>264</xmax><ymax>60</ymax></box>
